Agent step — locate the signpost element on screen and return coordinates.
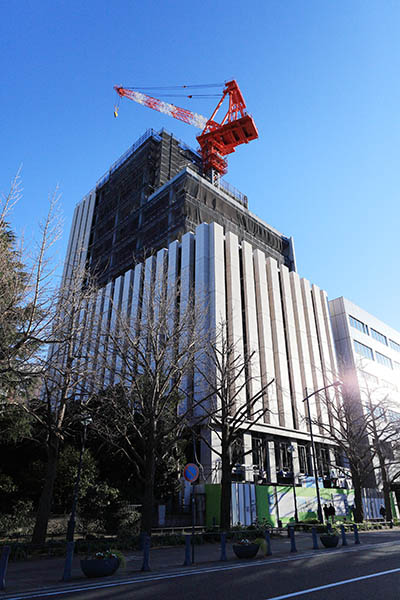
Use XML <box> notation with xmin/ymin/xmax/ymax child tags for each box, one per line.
<box><xmin>183</xmin><ymin>463</ymin><xmax>199</xmax><ymax>564</ymax></box>
<box><xmin>183</xmin><ymin>463</ymin><xmax>199</xmax><ymax>484</ymax></box>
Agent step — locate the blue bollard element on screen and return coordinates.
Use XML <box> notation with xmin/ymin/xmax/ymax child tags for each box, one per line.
<box><xmin>311</xmin><ymin>527</ymin><xmax>319</xmax><ymax>550</ymax></box>
<box><xmin>289</xmin><ymin>526</ymin><xmax>297</xmax><ymax>553</ymax></box>
<box><xmin>340</xmin><ymin>524</ymin><xmax>348</xmax><ymax>546</ymax></box>
<box><xmin>62</xmin><ymin>541</ymin><xmax>75</xmax><ymax>582</ymax></box>
<box><xmin>141</xmin><ymin>535</ymin><xmax>151</xmax><ymax>571</ymax></box>
<box><xmin>183</xmin><ymin>534</ymin><xmax>192</xmax><ymax>566</ymax></box>
<box><xmin>139</xmin><ymin>532</ymin><xmax>146</xmax><ymax>551</ymax></box>
<box><xmin>220</xmin><ymin>532</ymin><xmax>227</xmax><ymax>561</ymax></box>
<box><xmin>264</xmin><ymin>529</ymin><xmax>272</xmax><ymax>556</ymax></box>
<box><xmin>0</xmin><ymin>546</ymin><xmax>11</xmax><ymax>591</ymax></box>
<box><xmin>353</xmin><ymin>524</ymin><xmax>360</xmax><ymax>545</ymax></box>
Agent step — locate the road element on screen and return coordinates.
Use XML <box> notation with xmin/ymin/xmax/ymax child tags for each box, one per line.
<box><xmin>6</xmin><ymin>536</ymin><xmax>400</xmax><ymax>600</ymax></box>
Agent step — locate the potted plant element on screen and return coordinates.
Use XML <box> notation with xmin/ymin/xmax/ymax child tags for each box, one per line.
<box><xmin>319</xmin><ymin>528</ymin><xmax>339</xmax><ymax>549</ymax></box>
<box><xmin>232</xmin><ymin>538</ymin><xmax>260</xmax><ymax>559</ymax></box>
<box><xmin>80</xmin><ymin>549</ymin><xmax>125</xmax><ymax>578</ymax></box>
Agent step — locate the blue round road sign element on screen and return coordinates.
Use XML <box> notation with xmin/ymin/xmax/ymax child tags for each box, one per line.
<box><xmin>183</xmin><ymin>463</ymin><xmax>199</xmax><ymax>483</ymax></box>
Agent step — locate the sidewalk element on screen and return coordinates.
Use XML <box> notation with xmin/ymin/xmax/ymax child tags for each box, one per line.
<box><xmin>2</xmin><ymin>529</ymin><xmax>398</xmax><ymax>598</ymax></box>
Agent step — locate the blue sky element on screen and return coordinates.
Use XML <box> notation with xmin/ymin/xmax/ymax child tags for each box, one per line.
<box><xmin>1</xmin><ymin>1</ymin><xmax>399</xmax><ymax>329</ymax></box>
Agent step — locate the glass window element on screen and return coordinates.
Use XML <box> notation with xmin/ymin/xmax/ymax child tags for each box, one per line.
<box><xmin>376</xmin><ymin>351</ymin><xmax>393</xmax><ymax>370</ymax></box>
<box><xmin>394</xmin><ymin>361</ymin><xmax>400</xmax><ymax>372</ymax></box>
<box><xmin>371</xmin><ymin>328</ymin><xmax>388</xmax><ymax>346</ymax></box>
<box><xmin>317</xmin><ymin>446</ymin><xmax>330</xmax><ymax>476</ymax></box>
<box><xmin>389</xmin><ymin>339</ymin><xmax>400</xmax><ymax>353</ymax></box>
<box><xmin>381</xmin><ymin>379</ymin><xmax>398</xmax><ymax>392</ymax></box>
<box><xmin>388</xmin><ymin>410</ymin><xmax>400</xmax><ymax>422</ymax></box>
<box><xmin>349</xmin><ymin>315</ymin><xmax>369</xmax><ymax>335</ymax></box>
<box><xmin>354</xmin><ymin>340</ymin><xmax>374</xmax><ymax>361</ymax></box>
<box><xmin>275</xmin><ymin>441</ymin><xmax>293</xmax><ymax>471</ymax></box>
<box><xmin>360</xmin><ymin>370</ymin><xmax>379</xmax><ymax>386</ymax></box>
<box><xmin>298</xmin><ymin>445</ymin><xmax>307</xmax><ymax>474</ymax></box>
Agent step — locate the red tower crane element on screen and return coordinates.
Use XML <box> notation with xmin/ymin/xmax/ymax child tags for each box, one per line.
<box><xmin>114</xmin><ymin>80</ymin><xmax>258</xmax><ymax>177</ymax></box>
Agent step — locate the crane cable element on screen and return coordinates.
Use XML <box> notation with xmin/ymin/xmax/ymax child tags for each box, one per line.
<box><xmin>114</xmin><ymin>83</ymin><xmax>224</xmax><ymax>117</ymax></box>
<box><xmin>124</xmin><ymin>83</ymin><xmax>224</xmax><ymax>90</ymax></box>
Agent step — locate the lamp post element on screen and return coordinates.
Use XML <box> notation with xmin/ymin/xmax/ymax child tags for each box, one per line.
<box><xmin>287</xmin><ymin>445</ymin><xmax>299</xmax><ymax>523</ymax></box>
<box><xmin>303</xmin><ymin>382</ymin><xmax>341</xmax><ymax>524</ymax></box>
<box><xmin>66</xmin><ymin>414</ymin><xmax>92</xmax><ymax>542</ymax></box>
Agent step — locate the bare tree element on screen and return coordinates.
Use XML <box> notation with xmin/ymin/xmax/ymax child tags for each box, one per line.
<box><xmin>312</xmin><ymin>366</ymin><xmax>400</xmax><ymax>523</ymax></box>
<box><xmin>89</xmin><ymin>275</ymin><xmax>207</xmax><ymax>536</ymax></box>
<box><xmin>1</xmin><ymin>174</ymin><xmax>103</xmax><ymax>543</ymax></box>
<box><xmin>28</xmin><ymin>266</ymin><xmax>100</xmax><ymax>544</ymax></box>
<box><xmin>314</xmin><ymin>386</ymin><xmax>372</xmax><ymax>521</ymax></box>
<box><xmin>194</xmin><ymin>322</ymin><xmax>274</xmax><ymax>531</ymax></box>
<box><xmin>0</xmin><ymin>172</ymin><xmax>63</xmax><ymax>396</ymax></box>
<box><xmin>361</xmin><ymin>378</ymin><xmax>400</xmax><ymax>521</ymax></box>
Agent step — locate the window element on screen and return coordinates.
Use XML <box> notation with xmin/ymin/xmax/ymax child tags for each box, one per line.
<box><xmin>317</xmin><ymin>446</ymin><xmax>330</xmax><ymax>476</ymax></box>
<box><xmin>394</xmin><ymin>361</ymin><xmax>400</xmax><ymax>372</ymax></box>
<box><xmin>389</xmin><ymin>339</ymin><xmax>400</xmax><ymax>353</ymax></box>
<box><xmin>387</xmin><ymin>410</ymin><xmax>400</xmax><ymax>422</ymax></box>
<box><xmin>274</xmin><ymin>441</ymin><xmax>293</xmax><ymax>471</ymax></box>
<box><xmin>354</xmin><ymin>340</ymin><xmax>374</xmax><ymax>361</ymax></box>
<box><xmin>376</xmin><ymin>351</ymin><xmax>393</xmax><ymax>370</ymax></box>
<box><xmin>298</xmin><ymin>445</ymin><xmax>308</xmax><ymax>474</ymax></box>
<box><xmin>381</xmin><ymin>379</ymin><xmax>398</xmax><ymax>393</ymax></box>
<box><xmin>252</xmin><ymin>437</ymin><xmax>269</xmax><ymax>473</ymax></box>
<box><xmin>380</xmin><ymin>441</ymin><xmax>394</xmax><ymax>461</ymax></box>
<box><xmin>349</xmin><ymin>315</ymin><xmax>369</xmax><ymax>335</ymax></box>
<box><xmin>371</xmin><ymin>328</ymin><xmax>388</xmax><ymax>346</ymax></box>
<box><xmin>360</xmin><ymin>370</ymin><xmax>379</xmax><ymax>386</ymax></box>
<box><xmin>334</xmin><ymin>449</ymin><xmax>343</xmax><ymax>468</ymax></box>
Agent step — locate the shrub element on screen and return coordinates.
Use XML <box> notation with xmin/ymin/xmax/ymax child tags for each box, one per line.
<box><xmin>0</xmin><ymin>500</ymin><xmax>34</xmax><ymax>536</ymax></box>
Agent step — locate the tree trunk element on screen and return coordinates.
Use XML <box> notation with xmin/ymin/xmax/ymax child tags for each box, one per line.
<box><xmin>141</xmin><ymin>449</ymin><xmax>156</xmax><ymax>536</ymax></box>
<box><xmin>378</xmin><ymin>452</ymin><xmax>393</xmax><ymax>521</ymax></box>
<box><xmin>352</xmin><ymin>471</ymin><xmax>364</xmax><ymax>523</ymax></box>
<box><xmin>220</xmin><ymin>460</ymin><xmax>232</xmax><ymax>531</ymax></box>
<box><xmin>31</xmin><ymin>432</ymin><xmax>60</xmax><ymax>544</ymax></box>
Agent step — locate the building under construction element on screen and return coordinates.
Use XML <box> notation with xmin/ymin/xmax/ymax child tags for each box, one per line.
<box><xmin>58</xmin><ymin>80</ymin><xmax>400</xmax><ymax>526</ymax></box>
<box><xmin>62</xmin><ymin>126</ymin><xmax>355</xmax><ymax>525</ymax></box>
<box><xmin>65</xmin><ymin>129</ymin><xmax>296</xmax><ymax>288</ymax></box>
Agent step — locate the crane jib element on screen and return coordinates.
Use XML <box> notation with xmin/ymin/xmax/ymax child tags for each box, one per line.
<box><xmin>113</xmin><ymin>80</ymin><xmax>258</xmax><ymax>176</ymax></box>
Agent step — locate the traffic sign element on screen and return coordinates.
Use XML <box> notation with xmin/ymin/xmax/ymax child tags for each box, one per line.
<box><xmin>183</xmin><ymin>463</ymin><xmax>199</xmax><ymax>483</ymax></box>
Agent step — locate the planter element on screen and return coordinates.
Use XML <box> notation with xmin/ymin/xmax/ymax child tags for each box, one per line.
<box><xmin>319</xmin><ymin>535</ymin><xmax>339</xmax><ymax>549</ymax></box>
<box><xmin>80</xmin><ymin>557</ymin><xmax>120</xmax><ymax>578</ymax></box>
<box><xmin>233</xmin><ymin>543</ymin><xmax>260</xmax><ymax>559</ymax></box>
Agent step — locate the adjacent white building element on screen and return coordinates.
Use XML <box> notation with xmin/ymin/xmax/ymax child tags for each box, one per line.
<box><xmin>329</xmin><ymin>297</ymin><xmax>400</xmax><ymax>516</ymax></box>
<box><xmin>329</xmin><ymin>297</ymin><xmax>400</xmax><ymax>414</ymax></box>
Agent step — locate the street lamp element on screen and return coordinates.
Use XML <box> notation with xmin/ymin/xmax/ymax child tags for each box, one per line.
<box><xmin>287</xmin><ymin>445</ymin><xmax>299</xmax><ymax>523</ymax></box>
<box><xmin>66</xmin><ymin>414</ymin><xmax>92</xmax><ymax>542</ymax></box>
<box><xmin>303</xmin><ymin>382</ymin><xmax>341</xmax><ymax>524</ymax></box>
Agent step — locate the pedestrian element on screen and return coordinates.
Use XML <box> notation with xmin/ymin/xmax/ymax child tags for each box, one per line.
<box><xmin>323</xmin><ymin>504</ymin><xmax>329</xmax><ymax>521</ymax></box>
<box><xmin>380</xmin><ymin>505</ymin><xmax>386</xmax><ymax>520</ymax></box>
<box><xmin>328</xmin><ymin>503</ymin><xmax>336</xmax><ymax>523</ymax></box>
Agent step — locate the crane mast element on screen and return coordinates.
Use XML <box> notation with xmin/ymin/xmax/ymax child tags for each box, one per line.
<box><xmin>114</xmin><ymin>80</ymin><xmax>258</xmax><ymax>178</ymax></box>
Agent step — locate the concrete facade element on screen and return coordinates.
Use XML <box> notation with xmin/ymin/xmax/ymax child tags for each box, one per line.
<box><xmin>69</xmin><ymin>220</ymin><xmax>343</xmax><ymax>489</ymax></box>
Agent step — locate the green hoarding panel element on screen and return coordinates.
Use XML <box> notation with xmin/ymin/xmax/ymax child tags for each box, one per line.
<box><xmin>255</xmin><ymin>485</ymin><xmax>273</xmax><ymax>525</ymax></box>
<box><xmin>205</xmin><ymin>484</ymin><xmax>221</xmax><ymax>527</ymax></box>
